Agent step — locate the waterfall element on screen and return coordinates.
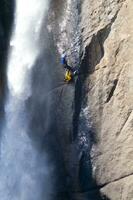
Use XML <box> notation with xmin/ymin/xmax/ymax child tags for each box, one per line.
<box><xmin>0</xmin><ymin>1</ymin><xmax>53</xmax><ymax>200</ymax></box>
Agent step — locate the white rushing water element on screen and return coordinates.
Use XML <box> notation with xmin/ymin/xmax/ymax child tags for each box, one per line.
<box><xmin>0</xmin><ymin>1</ymin><xmax>53</xmax><ymax>200</ymax></box>
<box><xmin>8</xmin><ymin>0</ymin><xmax>49</xmax><ymax>97</ymax></box>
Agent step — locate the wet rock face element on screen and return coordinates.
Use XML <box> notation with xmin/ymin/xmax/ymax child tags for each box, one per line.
<box><xmin>80</xmin><ymin>0</ymin><xmax>133</xmax><ymax>199</ymax></box>
<box><xmin>48</xmin><ymin>0</ymin><xmax>81</xmax><ymax>67</ymax></box>
<box><xmin>36</xmin><ymin>1</ymin><xmax>107</xmax><ymax>199</ymax></box>
<box><xmin>26</xmin><ymin>1</ymin><xmax>81</xmax><ymax>199</ymax></box>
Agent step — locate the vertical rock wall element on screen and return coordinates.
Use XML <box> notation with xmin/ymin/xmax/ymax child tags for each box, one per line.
<box><xmin>80</xmin><ymin>0</ymin><xmax>133</xmax><ymax>199</ymax></box>
<box><xmin>45</xmin><ymin>1</ymin><xmax>98</xmax><ymax>199</ymax></box>
<box><xmin>27</xmin><ymin>1</ymin><xmax>82</xmax><ymax>199</ymax></box>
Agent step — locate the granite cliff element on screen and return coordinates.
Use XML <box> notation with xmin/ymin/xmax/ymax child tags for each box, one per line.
<box><xmin>80</xmin><ymin>0</ymin><xmax>133</xmax><ymax>199</ymax></box>
<box><xmin>0</xmin><ymin>0</ymin><xmax>133</xmax><ymax>199</ymax></box>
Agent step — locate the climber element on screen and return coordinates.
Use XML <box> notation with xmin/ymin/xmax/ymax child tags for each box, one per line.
<box><xmin>61</xmin><ymin>52</ymin><xmax>78</xmax><ymax>82</ymax></box>
<box><xmin>61</xmin><ymin>52</ymin><xmax>73</xmax><ymax>71</ymax></box>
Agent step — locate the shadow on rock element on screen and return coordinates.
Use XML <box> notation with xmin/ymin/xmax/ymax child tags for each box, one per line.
<box><xmin>0</xmin><ymin>0</ymin><xmax>15</xmax><ymax>127</ymax></box>
<box><xmin>71</xmin><ymin>53</ymin><xmax>109</xmax><ymax>199</ymax></box>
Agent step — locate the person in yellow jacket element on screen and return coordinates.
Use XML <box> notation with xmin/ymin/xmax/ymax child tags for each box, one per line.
<box><xmin>64</xmin><ymin>70</ymin><xmax>72</xmax><ymax>82</ymax></box>
<box><xmin>61</xmin><ymin>52</ymin><xmax>78</xmax><ymax>82</ymax></box>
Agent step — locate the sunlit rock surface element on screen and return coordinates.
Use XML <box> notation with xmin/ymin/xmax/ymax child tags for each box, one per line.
<box><xmin>80</xmin><ymin>0</ymin><xmax>133</xmax><ymax>199</ymax></box>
